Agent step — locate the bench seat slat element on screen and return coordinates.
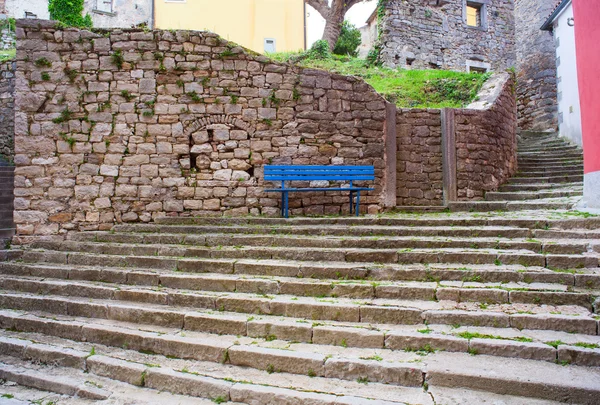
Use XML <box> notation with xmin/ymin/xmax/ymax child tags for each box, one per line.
<box><xmin>265</xmin><ymin>175</ymin><xmax>375</xmax><ymax>181</ymax></box>
<box><xmin>265</xmin><ymin>187</ymin><xmax>374</xmax><ymax>192</ymax></box>
<box><xmin>265</xmin><ymin>165</ymin><xmax>373</xmax><ymax>170</ymax></box>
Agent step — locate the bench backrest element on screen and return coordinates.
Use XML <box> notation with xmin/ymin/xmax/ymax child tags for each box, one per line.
<box><xmin>264</xmin><ymin>165</ymin><xmax>375</xmax><ymax>186</ymax></box>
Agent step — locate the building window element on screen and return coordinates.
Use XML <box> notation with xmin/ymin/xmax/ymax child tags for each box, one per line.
<box><xmin>464</xmin><ymin>0</ymin><xmax>487</xmax><ymax>29</ymax></box>
<box><xmin>466</xmin><ymin>60</ymin><xmax>490</xmax><ymax>73</ymax></box>
<box><xmin>264</xmin><ymin>38</ymin><xmax>276</xmax><ymax>53</ymax></box>
<box><xmin>466</xmin><ymin>4</ymin><xmax>481</xmax><ymax>27</ymax></box>
<box><xmin>96</xmin><ymin>0</ymin><xmax>113</xmax><ymax>13</ymax></box>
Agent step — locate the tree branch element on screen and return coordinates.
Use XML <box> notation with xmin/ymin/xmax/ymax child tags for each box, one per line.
<box><xmin>343</xmin><ymin>0</ymin><xmax>365</xmax><ymax>14</ymax></box>
<box><xmin>305</xmin><ymin>0</ymin><xmax>331</xmax><ymax>18</ymax></box>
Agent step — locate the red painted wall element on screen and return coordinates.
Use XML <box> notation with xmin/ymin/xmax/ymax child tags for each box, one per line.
<box><xmin>572</xmin><ymin>0</ymin><xmax>600</xmax><ymax>174</ymax></box>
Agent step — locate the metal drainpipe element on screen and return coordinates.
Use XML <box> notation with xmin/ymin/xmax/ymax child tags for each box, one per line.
<box><xmin>151</xmin><ymin>0</ymin><xmax>155</xmax><ymax>29</ymax></box>
<box><xmin>303</xmin><ymin>1</ymin><xmax>307</xmax><ymax>50</ymax></box>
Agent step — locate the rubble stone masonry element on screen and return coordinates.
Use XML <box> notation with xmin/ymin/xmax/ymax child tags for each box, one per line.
<box><xmin>13</xmin><ymin>20</ymin><xmax>390</xmax><ymax>240</ymax></box>
<box><xmin>9</xmin><ymin>20</ymin><xmax>517</xmax><ymax>240</ymax></box>
<box><xmin>0</xmin><ymin>60</ymin><xmax>14</xmax><ymax>162</ymax></box>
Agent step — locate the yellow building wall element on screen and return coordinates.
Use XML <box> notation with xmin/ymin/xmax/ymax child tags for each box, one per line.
<box><xmin>154</xmin><ymin>0</ymin><xmax>305</xmax><ymax>53</ymax></box>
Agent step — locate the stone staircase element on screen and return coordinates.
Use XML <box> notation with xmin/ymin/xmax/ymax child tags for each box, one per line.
<box><xmin>0</xmin><ymin>212</ymin><xmax>600</xmax><ymax>403</ymax></box>
<box><xmin>450</xmin><ymin>132</ymin><xmax>584</xmax><ymax>212</ymax></box>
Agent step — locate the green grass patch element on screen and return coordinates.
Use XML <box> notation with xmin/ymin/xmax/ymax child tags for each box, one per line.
<box><xmin>268</xmin><ymin>52</ymin><xmax>489</xmax><ymax>108</ymax></box>
<box><xmin>574</xmin><ymin>342</ymin><xmax>600</xmax><ymax>350</ymax></box>
<box><xmin>0</xmin><ymin>49</ymin><xmax>15</xmax><ymax>63</ymax></box>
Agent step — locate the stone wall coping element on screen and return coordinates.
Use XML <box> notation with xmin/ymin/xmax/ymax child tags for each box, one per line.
<box><xmin>466</xmin><ymin>72</ymin><xmax>511</xmax><ymax>111</ymax></box>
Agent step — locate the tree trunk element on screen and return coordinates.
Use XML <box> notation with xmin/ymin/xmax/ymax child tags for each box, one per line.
<box><xmin>322</xmin><ymin>11</ymin><xmax>344</xmax><ymax>50</ymax></box>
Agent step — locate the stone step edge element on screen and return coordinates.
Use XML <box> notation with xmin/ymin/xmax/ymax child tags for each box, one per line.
<box><xmin>1</xmin><ymin>286</ymin><xmax>598</xmax><ymax>340</ymax></box>
<box><xmin>24</xmin><ymin>241</ymin><xmax>600</xmax><ymax>270</ymax></box>
<box><xmin>64</xmin><ymin>232</ymin><xmax>600</xmax><ymax>254</ymax></box>
<box><xmin>1</xmin><ymin>263</ymin><xmax>597</xmax><ymax>312</ymax></box>
<box><xmin>0</xmin><ymin>309</ymin><xmax>429</xmax><ymax>389</ymax></box>
<box><xmin>15</xmin><ymin>250</ymin><xmax>600</xmax><ymax>288</ymax></box>
<box><xmin>1</xmin><ymin>276</ymin><xmax>600</xmax><ymax>365</ymax></box>
<box><xmin>146</xmin><ymin>217</ymin><xmax>600</xmax><ymax>231</ymax></box>
<box><xmin>69</xmin><ymin>231</ymin><xmax>600</xmax><ymax>255</ymax></box>
<box><xmin>0</xmin><ymin>361</ymin><xmax>111</xmax><ymax>400</ymax></box>
<box><xmin>1</xmin><ymin>314</ymin><xmax>599</xmax><ymax>404</ymax></box>
<box><xmin>0</xmin><ymin>335</ymin><xmax>408</xmax><ymax>405</ymax></box>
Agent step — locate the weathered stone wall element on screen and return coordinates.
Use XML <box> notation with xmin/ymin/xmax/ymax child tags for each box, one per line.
<box><xmin>395</xmin><ymin>109</ymin><xmax>443</xmax><ymax>206</ymax></box>
<box><xmin>395</xmin><ymin>73</ymin><xmax>516</xmax><ymax>205</ymax></box>
<box><xmin>455</xmin><ymin>73</ymin><xmax>517</xmax><ymax>199</ymax></box>
<box><xmin>515</xmin><ymin>0</ymin><xmax>558</xmax><ymax>131</ymax></box>
<box><xmin>0</xmin><ymin>60</ymin><xmax>14</xmax><ymax>163</ymax></box>
<box><xmin>380</xmin><ymin>0</ymin><xmax>515</xmax><ymax>72</ymax></box>
<box><xmin>13</xmin><ymin>20</ymin><xmax>389</xmax><ymax>240</ymax></box>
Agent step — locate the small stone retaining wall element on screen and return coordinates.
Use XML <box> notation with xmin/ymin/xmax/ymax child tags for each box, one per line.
<box><xmin>396</xmin><ymin>73</ymin><xmax>517</xmax><ymax>206</ymax></box>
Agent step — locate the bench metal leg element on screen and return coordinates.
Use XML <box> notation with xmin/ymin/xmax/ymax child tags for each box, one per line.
<box><xmin>349</xmin><ymin>191</ymin><xmax>354</xmax><ymax>214</ymax></box>
<box><xmin>283</xmin><ymin>191</ymin><xmax>289</xmax><ymax>219</ymax></box>
<box><xmin>355</xmin><ymin>191</ymin><xmax>361</xmax><ymax>217</ymax></box>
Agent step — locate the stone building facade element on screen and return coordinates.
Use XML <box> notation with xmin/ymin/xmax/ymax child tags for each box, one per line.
<box><xmin>514</xmin><ymin>0</ymin><xmax>558</xmax><ymax>131</ymax></box>
<box><xmin>379</xmin><ymin>0</ymin><xmax>515</xmax><ymax>72</ymax></box>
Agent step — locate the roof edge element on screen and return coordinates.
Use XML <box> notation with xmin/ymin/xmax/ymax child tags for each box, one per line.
<box><xmin>541</xmin><ymin>0</ymin><xmax>571</xmax><ymax>31</ymax></box>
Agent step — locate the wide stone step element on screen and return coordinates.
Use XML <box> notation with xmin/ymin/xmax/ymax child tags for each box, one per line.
<box><xmin>0</xmin><ymin>333</ymin><xmax>419</xmax><ymax>405</ymax></box>
<box><xmin>118</xmin><ymin>223</ymin><xmax>538</xmax><ymax>238</ymax></box>
<box><xmin>0</xmin><ymin>283</ymin><xmax>598</xmax><ymax>359</ymax></box>
<box><xmin>517</xmin><ymin>154</ymin><xmax>583</xmax><ymax>161</ymax></box>
<box><xmin>149</xmin><ymin>214</ymin><xmax>600</xmax><ymax>230</ymax></box>
<box><xmin>499</xmin><ymin>183</ymin><xmax>583</xmax><ymax>192</ymax></box>
<box><xmin>0</xmin><ymin>361</ymin><xmax>111</xmax><ymax>400</ymax></box>
<box><xmin>69</xmin><ymin>231</ymin><xmax>598</xmax><ymax>255</ymax></box>
<box><xmin>517</xmin><ymin>159</ymin><xmax>584</xmax><ymax>166</ymax></box>
<box><xmin>509</xmin><ymin>175</ymin><xmax>583</xmax><ymax>184</ymax></box>
<box><xmin>448</xmin><ymin>200</ymin><xmax>578</xmax><ymax>212</ymax></box>
<box><xmin>485</xmin><ymin>189</ymin><xmax>583</xmax><ymax>202</ymax></box>
<box><xmin>518</xmin><ymin>146</ymin><xmax>580</xmax><ymax>153</ymax></box>
<box><xmin>515</xmin><ymin>169</ymin><xmax>583</xmax><ymax>178</ymax></box>
<box><xmin>1</xmin><ymin>279</ymin><xmax>598</xmax><ymax>336</ymax></box>
<box><xmin>5</xmin><ymin>258</ymin><xmax>598</xmax><ymax>290</ymax></box>
<box><xmin>24</xmin><ymin>240</ymin><xmax>600</xmax><ymax>269</ymax></box>
<box><xmin>517</xmin><ymin>163</ymin><xmax>584</xmax><ymax>171</ymax></box>
<box><xmin>1</xmin><ymin>262</ymin><xmax>597</xmax><ymax>310</ymax></box>
<box><xmin>2</xmin><ymin>325</ymin><xmax>594</xmax><ymax>405</ymax></box>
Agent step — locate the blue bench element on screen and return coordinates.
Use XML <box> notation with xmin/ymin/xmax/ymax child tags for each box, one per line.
<box><xmin>264</xmin><ymin>165</ymin><xmax>375</xmax><ymax>218</ymax></box>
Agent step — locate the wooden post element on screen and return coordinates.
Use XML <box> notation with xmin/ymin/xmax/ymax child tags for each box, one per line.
<box><xmin>441</xmin><ymin>108</ymin><xmax>457</xmax><ymax>203</ymax></box>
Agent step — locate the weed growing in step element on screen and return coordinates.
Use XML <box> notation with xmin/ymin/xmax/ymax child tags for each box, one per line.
<box><xmin>359</xmin><ymin>355</ymin><xmax>383</xmax><ymax>361</ymax></box>
<box><xmin>574</xmin><ymin>342</ymin><xmax>600</xmax><ymax>349</ymax></box>
<box><xmin>212</xmin><ymin>396</ymin><xmax>227</xmax><ymax>404</ymax></box>
<box><xmin>308</xmin><ymin>368</ymin><xmax>317</xmax><ymax>377</ymax></box>
<box><xmin>545</xmin><ymin>340</ymin><xmax>565</xmax><ymax>349</ymax></box>
<box><xmin>266</xmin><ymin>364</ymin><xmax>275</xmax><ymax>374</ymax></box>
<box><xmin>467</xmin><ymin>348</ymin><xmax>478</xmax><ymax>356</ymax></box>
<box><xmin>417</xmin><ymin>327</ymin><xmax>432</xmax><ymax>334</ymax></box>
<box><xmin>356</xmin><ymin>376</ymin><xmax>369</xmax><ymax>384</ymax></box>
